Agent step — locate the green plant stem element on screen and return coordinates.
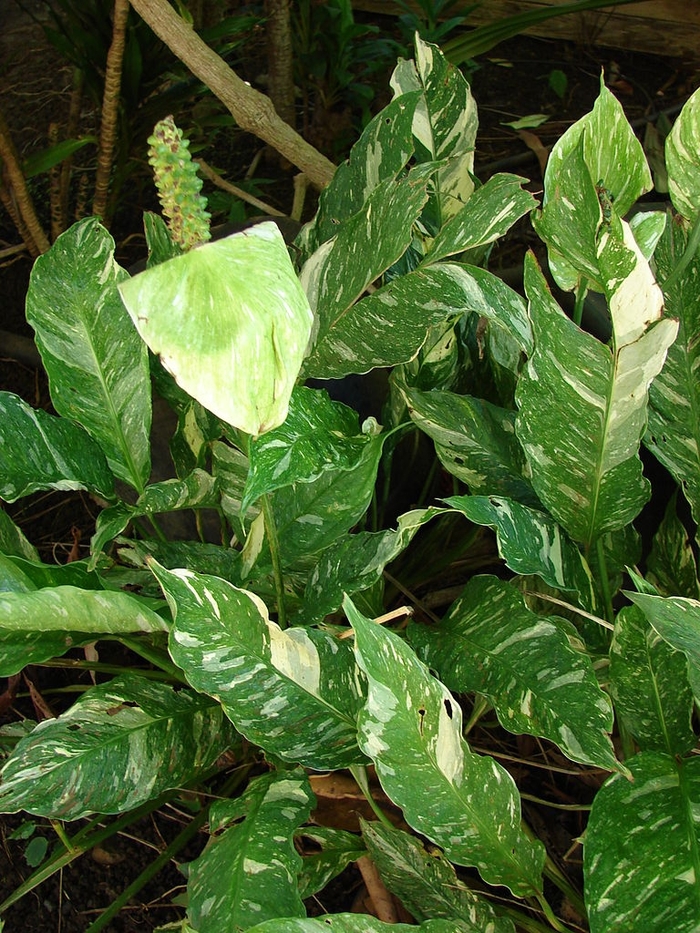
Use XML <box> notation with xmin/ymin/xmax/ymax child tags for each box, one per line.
<box><xmin>262</xmin><ymin>492</ymin><xmax>287</xmax><ymax>628</ymax></box>
<box><xmin>572</xmin><ymin>276</ymin><xmax>589</xmax><ymax>327</ymax></box>
<box><xmin>595</xmin><ymin>536</ymin><xmax>614</xmax><ymax>626</ymax></box>
<box><xmin>84</xmin><ymin>766</ymin><xmax>253</xmax><ymax>933</ymax></box>
<box><xmin>350</xmin><ymin>765</ymin><xmax>394</xmax><ymax>829</ymax></box>
<box><xmin>661</xmin><ymin>210</ymin><xmax>700</xmax><ymax>293</ymax></box>
<box><xmin>543</xmin><ymin>855</ymin><xmax>586</xmax><ymax>919</ymax></box>
<box><xmin>0</xmin><ymin>793</ymin><xmax>175</xmax><ymax>914</ymax></box>
<box><xmin>118</xmin><ymin>634</ymin><xmax>188</xmax><ymax>682</ymax></box>
<box><xmin>535</xmin><ymin>891</ymin><xmax>569</xmax><ymax>932</ymax></box>
<box><xmin>498</xmin><ymin>907</ymin><xmax>568</xmax><ymax>933</ymax></box>
<box><xmin>463</xmin><ymin>693</ymin><xmax>489</xmax><ymax>735</ymax></box>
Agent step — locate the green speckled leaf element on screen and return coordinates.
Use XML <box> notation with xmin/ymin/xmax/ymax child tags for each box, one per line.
<box><xmin>391</xmin><ymin>36</ymin><xmax>478</xmax><ymax>224</ymax></box>
<box><xmin>296</xmin><ymin>827</ymin><xmax>366</xmax><ymax>900</ymax></box>
<box><xmin>119</xmin><ymin>222</ymin><xmax>314</xmax><ymax>436</ymax></box>
<box><xmin>666</xmin><ymin>87</ymin><xmax>700</xmax><ymax>221</ymax></box>
<box><xmin>626</xmin><ymin>591</ymin><xmax>700</xmax><ymax>701</ymax></box>
<box><xmin>535</xmin><ymin>78</ymin><xmax>652</xmax><ymax>289</ymax></box>
<box><xmin>249</xmin><ymin>917</ymin><xmax>471</xmax><ymax>933</ymax></box>
<box><xmin>646</xmin><ymin>219</ymin><xmax>700</xmax><ymax>524</ymax></box>
<box><xmin>271</xmin><ymin>433</ymin><xmax>384</xmax><ymax>566</ymax></box>
<box><xmin>0</xmin><ymin>392</ymin><xmax>114</xmax><ymax>503</ymax></box>
<box><xmin>405</xmin><ymin>387</ymin><xmax>537</xmax><ymax>505</ymax></box>
<box><xmin>0</xmin><ymin>673</ymin><xmax>233</xmax><ymax>818</ymax></box>
<box><xmin>426</xmin><ymin>173</ymin><xmax>536</xmax><ymax>263</ymax></box>
<box><xmin>361</xmin><ymin>819</ymin><xmax>514</xmax><ymax>932</ymax></box>
<box><xmin>153</xmin><ymin>563</ymin><xmax>365</xmax><ymax>769</ymax></box>
<box><xmin>300</xmin><ymin>92</ymin><xmax>420</xmax><ymax>255</ymax></box>
<box><xmin>445</xmin><ymin>495</ymin><xmax>597</xmax><ymax>610</ymax></box>
<box><xmin>25</xmin><ymin>217</ymin><xmax>151</xmax><ymax>491</ymax></box>
<box><xmin>243</xmin><ymin>387</ymin><xmax>370</xmax><ymax>512</ymax></box>
<box><xmin>301</xmin><ymin>164</ymin><xmax>435</xmax><ymax>380</ymax></box>
<box><xmin>610</xmin><ymin>605</ymin><xmax>695</xmax><ymax>755</ymax></box>
<box><xmin>646</xmin><ymin>494</ymin><xmax>700</xmax><ymax>599</ymax></box>
<box><xmin>0</xmin><ymin>509</ymin><xmax>39</xmax><ymax>562</ymax></box>
<box><xmin>299</xmin><ymin>507</ymin><xmax>442</xmax><ymax>625</ymax></box>
<box><xmin>348</xmin><ymin>597</ymin><xmax>544</xmax><ymax>897</ymax></box>
<box><xmin>515</xmin><ymin>251</ymin><xmax>676</xmax><ymax>547</ymax></box>
<box><xmin>409</xmin><ymin>575</ymin><xmax>617</xmax><ymax>769</ymax></box>
<box><xmin>187</xmin><ymin>770</ymin><xmax>313</xmax><ymax>933</ymax></box>
<box><xmin>0</xmin><ymin>585</ymin><xmax>167</xmax><ymax>635</ymax></box>
<box><xmin>584</xmin><ymin>752</ymin><xmax>700</xmax><ymax>933</ymax></box>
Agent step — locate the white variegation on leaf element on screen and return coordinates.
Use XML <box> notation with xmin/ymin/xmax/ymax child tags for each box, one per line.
<box><xmin>626</xmin><ymin>591</ymin><xmax>700</xmax><ymax>701</ymax></box>
<box><xmin>516</xmin><ymin>252</ymin><xmax>677</xmax><ymax>547</ymax></box>
<box><xmin>584</xmin><ymin>752</ymin><xmax>700</xmax><ymax>933</ymax></box>
<box><xmin>187</xmin><ymin>770</ymin><xmax>313</xmax><ymax>933</ymax></box>
<box><xmin>151</xmin><ymin>562</ymin><xmax>366</xmax><ymax>769</ymax></box>
<box><xmin>0</xmin><ymin>674</ymin><xmax>233</xmax><ymax>818</ymax></box>
<box><xmin>248</xmin><ymin>916</ymin><xmax>475</xmax><ymax>933</ymax></box>
<box><xmin>610</xmin><ymin>606</ymin><xmax>695</xmax><ymax>756</ymax></box>
<box><xmin>391</xmin><ymin>36</ymin><xmax>478</xmax><ymax>222</ymax></box>
<box><xmin>347</xmin><ymin>597</ymin><xmax>545</xmax><ymax>897</ymax></box>
<box><xmin>666</xmin><ymin>86</ymin><xmax>700</xmax><ymax>221</ymax></box>
<box><xmin>25</xmin><ymin>217</ymin><xmax>151</xmax><ymax>491</ymax></box>
<box><xmin>361</xmin><ymin>819</ymin><xmax>515</xmax><ymax>933</ymax></box>
<box><xmin>0</xmin><ymin>392</ymin><xmax>115</xmax><ymax>503</ymax></box>
<box><xmin>645</xmin><ymin>220</ymin><xmax>700</xmax><ymax>523</ymax></box>
<box><xmin>119</xmin><ymin>222</ymin><xmax>314</xmax><ymax>436</ymax></box>
<box><xmin>409</xmin><ymin>575</ymin><xmax>618</xmax><ymax>770</ymax></box>
<box><xmin>445</xmin><ymin>495</ymin><xmax>598</xmax><ymax>611</ymax></box>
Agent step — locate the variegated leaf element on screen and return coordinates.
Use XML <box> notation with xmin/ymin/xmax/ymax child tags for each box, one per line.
<box><xmin>390</xmin><ymin>36</ymin><xmax>478</xmax><ymax>222</ymax></box>
<box><xmin>301</xmin><ymin>164</ymin><xmax>435</xmax><ymax>379</ymax></box>
<box><xmin>296</xmin><ymin>827</ymin><xmax>366</xmax><ymax>899</ymax></box>
<box><xmin>299</xmin><ymin>92</ymin><xmax>420</xmax><ymax>255</ymax></box>
<box><xmin>152</xmin><ymin>563</ymin><xmax>365</xmax><ymax>769</ymax></box>
<box><xmin>298</xmin><ymin>507</ymin><xmax>442</xmax><ymax>625</ymax></box>
<box><xmin>361</xmin><ymin>819</ymin><xmax>514</xmax><ymax>932</ymax></box>
<box><xmin>404</xmin><ymin>387</ymin><xmax>537</xmax><ymax>505</ymax></box>
<box><xmin>243</xmin><ymin>387</ymin><xmax>371</xmax><ymax>512</ymax></box>
<box><xmin>666</xmin><ymin>86</ymin><xmax>700</xmax><ymax>221</ymax></box>
<box><xmin>534</xmin><ymin>78</ymin><xmax>652</xmax><ymax>290</ymax></box>
<box><xmin>348</xmin><ymin>597</ymin><xmax>545</xmax><ymax>897</ymax></box>
<box><xmin>647</xmin><ymin>494</ymin><xmax>700</xmax><ymax>599</ymax></box>
<box><xmin>0</xmin><ymin>508</ymin><xmax>39</xmax><ymax>562</ymax></box>
<box><xmin>646</xmin><ymin>219</ymin><xmax>700</xmax><ymax>523</ymax></box>
<box><xmin>515</xmin><ymin>251</ymin><xmax>677</xmax><ymax>547</ymax></box>
<box><xmin>584</xmin><ymin>752</ymin><xmax>700</xmax><ymax>933</ymax></box>
<box><xmin>249</xmin><ymin>917</ymin><xmax>474</xmax><ymax>933</ymax></box>
<box><xmin>0</xmin><ymin>392</ymin><xmax>114</xmax><ymax>503</ymax></box>
<box><xmin>271</xmin><ymin>434</ymin><xmax>384</xmax><ymax>566</ymax></box>
<box><xmin>187</xmin><ymin>770</ymin><xmax>313</xmax><ymax>933</ymax></box>
<box><xmin>610</xmin><ymin>605</ymin><xmax>695</xmax><ymax>755</ymax></box>
<box><xmin>119</xmin><ymin>222</ymin><xmax>314</xmax><ymax>436</ymax></box>
<box><xmin>0</xmin><ymin>586</ymin><xmax>167</xmax><ymax>635</ymax></box>
<box><xmin>25</xmin><ymin>217</ymin><xmax>151</xmax><ymax>491</ymax></box>
<box><xmin>627</xmin><ymin>591</ymin><xmax>700</xmax><ymax>701</ymax></box>
<box><xmin>0</xmin><ymin>674</ymin><xmax>233</xmax><ymax>817</ymax></box>
<box><xmin>409</xmin><ymin>575</ymin><xmax>617</xmax><ymax>769</ymax></box>
<box><xmin>426</xmin><ymin>173</ymin><xmax>536</xmax><ymax>264</ymax></box>
<box><xmin>445</xmin><ymin>495</ymin><xmax>597</xmax><ymax>610</ymax></box>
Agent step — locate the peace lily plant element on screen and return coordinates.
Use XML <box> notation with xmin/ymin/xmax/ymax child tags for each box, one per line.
<box><xmin>1</xmin><ymin>36</ymin><xmax>700</xmax><ymax>933</ymax></box>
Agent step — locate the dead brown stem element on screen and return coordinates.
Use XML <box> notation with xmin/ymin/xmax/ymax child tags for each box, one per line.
<box><xmin>0</xmin><ymin>106</ymin><xmax>51</xmax><ymax>256</ymax></box>
<box><xmin>127</xmin><ymin>0</ymin><xmax>336</xmax><ymax>190</ymax></box>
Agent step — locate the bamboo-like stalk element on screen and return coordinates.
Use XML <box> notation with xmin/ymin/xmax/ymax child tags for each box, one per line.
<box><xmin>92</xmin><ymin>0</ymin><xmax>130</xmax><ymax>223</ymax></box>
<box><xmin>0</xmin><ymin>106</ymin><xmax>51</xmax><ymax>255</ymax></box>
<box><xmin>128</xmin><ymin>0</ymin><xmax>336</xmax><ymax>190</ymax></box>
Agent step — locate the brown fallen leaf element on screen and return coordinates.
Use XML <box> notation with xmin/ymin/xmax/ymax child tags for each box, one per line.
<box><xmin>518</xmin><ymin>129</ymin><xmax>549</xmax><ymax>176</ymax></box>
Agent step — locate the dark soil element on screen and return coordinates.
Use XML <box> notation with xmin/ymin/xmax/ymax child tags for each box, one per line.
<box><xmin>0</xmin><ymin>1</ymin><xmax>698</xmax><ymax>930</ymax></box>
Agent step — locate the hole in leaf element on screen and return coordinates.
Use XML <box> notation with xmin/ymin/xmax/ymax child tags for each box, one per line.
<box><xmin>444</xmin><ymin>698</ymin><xmax>453</xmax><ymax>719</ymax></box>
